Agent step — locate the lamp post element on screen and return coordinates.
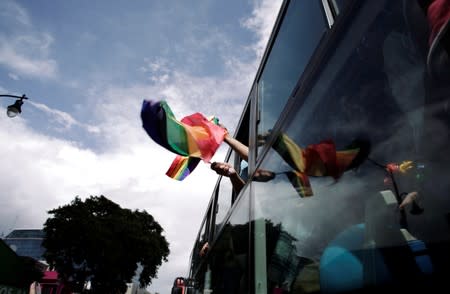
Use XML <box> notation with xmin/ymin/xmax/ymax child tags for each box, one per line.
<box><xmin>0</xmin><ymin>94</ymin><xmax>29</xmax><ymax>118</ymax></box>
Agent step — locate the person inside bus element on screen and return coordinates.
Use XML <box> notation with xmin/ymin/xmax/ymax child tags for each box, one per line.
<box><xmin>417</xmin><ymin>0</ymin><xmax>450</xmax><ymax>80</ymax></box>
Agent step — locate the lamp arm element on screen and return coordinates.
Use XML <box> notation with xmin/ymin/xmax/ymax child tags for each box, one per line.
<box><xmin>0</xmin><ymin>94</ymin><xmax>28</xmax><ymax>100</ymax></box>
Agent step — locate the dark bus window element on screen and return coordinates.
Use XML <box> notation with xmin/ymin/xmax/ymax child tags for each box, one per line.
<box><xmin>190</xmin><ymin>205</ymin><xmax>212</xmax><ymax>276</ymax></box>
<box><xmin>257</xmin><ymin>0</ymin><xmax>326</xmax><ymax>156</ymax></box>
<box><xmin>234</xmin><ymin>102</ymin><xmax>251</xmax><ymax>190</ymax></box>
<box><xmin>208</xmin><ymin>189</ymin><xmax>250</xmax><ymax>294</ymax></box>
<box><xmin>214</xmin><ymin>101</ymin><xmax>250</xmax><ymax>237</ymax></box>
<box><xmin>253</xmin><ymin>0</ymin><xmax>450</xmax><ymax>292</ymax></box>
<box><xmin>214</xmin><ymin>152</ymin><xmax>236</xmax><ymax>236</ymax></box>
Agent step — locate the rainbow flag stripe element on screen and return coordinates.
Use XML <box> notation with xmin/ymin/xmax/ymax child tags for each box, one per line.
<box><xmin>165</xmin><ymin>156</ymin><xmax>201</xmax><ymax>181</ymax></box>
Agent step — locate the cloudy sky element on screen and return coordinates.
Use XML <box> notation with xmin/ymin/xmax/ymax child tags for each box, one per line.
<box><xmin>0</xmin><ymin>0</ymin><xmax>282</xmax><ymax>292</ymax></box>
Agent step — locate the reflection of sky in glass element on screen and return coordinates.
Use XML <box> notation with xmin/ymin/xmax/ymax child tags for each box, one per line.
<box><xmin>257</xmin><ymin>0</ymin><xmax>326</xmax><ymax>140</ymax></box>
<box><xmin>216</xmin><ymin>177</ymin><xmax>233</xmax><ymax>226</ymax></box>
<box><xmin>228</xmin><ymin>188</ymin><xmax>250</xmax><ymax>227</ymax></box>
<box><xmin>248</xmin><ymin>1</ymin><xmax>450</xmax><ymax>290</ymax></box>
<box><xmin>253</xmin><ymin>161</ymin><xmax>374</xmax><ymax>260</ymax></box>
<box><xmin>258</xmin><ymin>104</ymin><xmax>450</xmax><ymax>253</ymax></box>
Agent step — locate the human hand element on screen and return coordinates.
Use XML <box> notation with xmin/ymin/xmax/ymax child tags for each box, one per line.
<box><xmin>399</xmin><ymin>191</ymin><xmax>424</xmax><ymax>214</ymax></box>
<box><xmin>399</xmin><ymin>191</ymin><xmax>418</xmax><ymax>210</ymax></box>
<box><xmin>211</xmin><ymin>162</ymin><xmax>236</xmax><ymax>177</ymax></box>
<box><xmin>199</xmin><ymin>242</ymin><xmax>209</xmax><ymax>257</ymax></box>
<box><xmin>253</xmin><ymin>169</ymin><xmax>275</xmax><ymax>182</ymax></box>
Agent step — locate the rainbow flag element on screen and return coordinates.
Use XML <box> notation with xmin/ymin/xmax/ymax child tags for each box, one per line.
<box><xmin>273</xmin><ymin>134</ymin><xmax>359</xmax><ymax>178</ymax></box>
<box><xmin>165</xmin><ymin>156</ymin><xmax>201</xmax><ymax>181</ymax></box>
<box><xmin>285</xmin><ymin>171</ymin><xmax>313</xmax><ymax>197</ymax></box>
<box><xmin>273</xmin><ymin>133</ymin><xmax>360</xmax><ymax>197</ymax></box>
<box><xmin>141</xmin><ymin>100</ymin><xmax>227</xmax><ymax>180</ymax></box>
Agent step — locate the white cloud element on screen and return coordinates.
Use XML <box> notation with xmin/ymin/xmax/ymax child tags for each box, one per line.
<box><xmin>242</xmin><ymin>0</ymin><xmax>283</xmax><ymax>59</ymax></box>
<box><xmin>0</xmin><ymin>0</ymin><xmax>31</xmax><ymax>27</ymax></box>
<box><xmin>29</xmin><ymin>101</ymin><xmax>100</xmax><ymax>133</ymax></box>
<box><xmin>0</xmin><ymin>1</ymin><xmax>58</xmax><ymax>80</ymax></box>
<box><xmin>0</xmin><ymin>34</ymin><xmax>58</xmax><ymax>80</ymax></box>
<box><xmin>8</xmin><ymin>73</ymin><xmax>19</xmax><ymax>80</ymax></box>
<box><xmin>141</xmin><ymin>57</ymin><xmax>173</xmax><ymax>84</ymax></box>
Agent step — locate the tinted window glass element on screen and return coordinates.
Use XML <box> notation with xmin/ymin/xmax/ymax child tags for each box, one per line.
<box><xmin>214</xmin><ymin>152</ymin><xmax>236</xmax><ymax>234</ymax></box>
<box><xmin>257</xmin><ymin>0</ymin><xmax>326</xmax><ymax>154</ymax></box>
<box><xmin>253</xmin><ymin>1</ymin><xmax>450</xmax><ymax>292</ymax></box>
<box><xmin>332</xmin><ymin>0</ymin><xmax>351</xmax><ymax>14</ymax></box>
<box><xmin>190</xmin><ymin>209</ymin><xmax>211</xmax><ymax>275</ymax></box>
<box><xmin>214</xmin><ymin>98</ymin><xmax>250</xmax><ymax>240</ymax></box>
<box><xmin>209</xmin><ymin>189</ymin><xmax>250</xmax><ymax>293</ymax></box>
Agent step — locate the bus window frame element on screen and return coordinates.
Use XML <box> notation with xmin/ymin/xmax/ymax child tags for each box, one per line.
<box><xmin>252</xmin><ymin>0</ymin><xmax>368</xmax><ymax>168</ymax></box>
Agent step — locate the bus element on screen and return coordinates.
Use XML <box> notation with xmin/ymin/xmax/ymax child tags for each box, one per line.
<box><xmin>184</xmin><ymin>0</ymin><xmax>450</xmax><ymax>293</ymax></box>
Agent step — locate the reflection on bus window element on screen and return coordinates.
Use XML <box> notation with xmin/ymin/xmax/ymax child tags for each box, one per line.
<box><xmin>187</xmin><ymin>0</ymin><xmax>450</xmax><ymax>292</ymax></box>
<box><xmin>253</xmin><ymin>0</ymin><xmax>450</xmax><ymax>292</ymax></box>
<box><xmin>257</xmin><ymin>0</ymin><xmax>326</xmax><ymax>155</ymax></box>
<box><xmin>214</xmin><ymin>152</ymin><xmax>236</xmax><ymax>236</ymax></box>
<box><xmin>204</xmin><ymin>190</ymin><xmax>250</xmax><ymax>294</ymax></box>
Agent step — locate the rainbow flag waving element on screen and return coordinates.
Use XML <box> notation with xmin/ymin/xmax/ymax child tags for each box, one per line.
<box><xmin>165</xmin><ymin>156</ymin><xmax>201</xmax><ymax>181</ymax></box>
<box><xmin>141</xmin><ymin>100</ymin><xmax>227</xmax><ymax>180</ymax></box>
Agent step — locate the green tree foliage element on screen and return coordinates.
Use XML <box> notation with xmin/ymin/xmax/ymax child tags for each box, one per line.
<box><xmin>42</xmin><ymin>195</ymin><xmax>170</xmax><ymax>293</ymax></box>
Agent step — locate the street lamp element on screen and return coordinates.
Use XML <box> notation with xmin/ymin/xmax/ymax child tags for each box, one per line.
<box><xmin>0</xmin><ymin>94</ymin><xmax>29</xmax><ymax>118</ymax></box>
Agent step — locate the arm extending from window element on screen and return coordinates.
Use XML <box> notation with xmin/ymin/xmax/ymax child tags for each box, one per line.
<box><xmin>224</xmin><ymin>134</ymin><xmax>249</xmax><ymax>162</ymax></box>
<box><xmin>211</xmin><ymin>162</ymin><xmax>246</xmax><ymax>195</ymax></box>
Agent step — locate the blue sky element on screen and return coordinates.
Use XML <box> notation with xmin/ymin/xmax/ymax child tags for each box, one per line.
<box><xmin>0</xmin><ymin>0</ymin><xmax>281</xmax><ymax>292</ymax></box>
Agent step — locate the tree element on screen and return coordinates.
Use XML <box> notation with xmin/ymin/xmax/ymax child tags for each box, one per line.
<box><xmin>42</xmin><ymin>195</ymin><xmax>170</xmax><ymax>293</ymax></box>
